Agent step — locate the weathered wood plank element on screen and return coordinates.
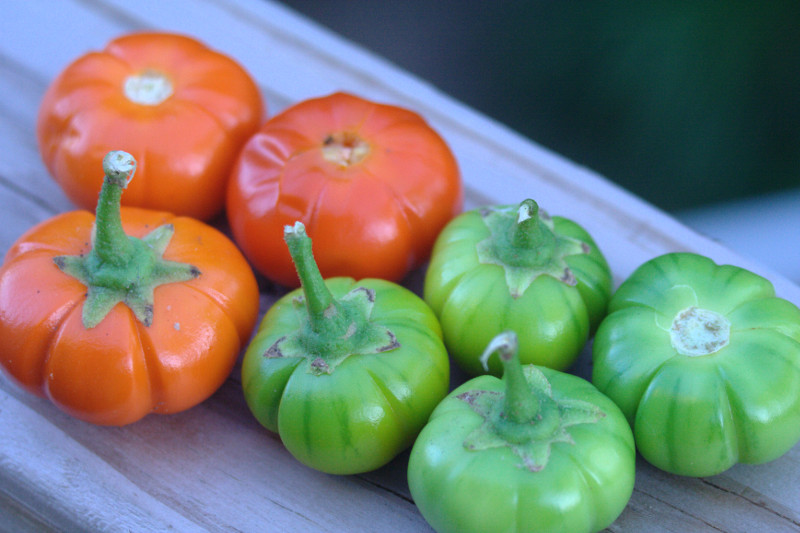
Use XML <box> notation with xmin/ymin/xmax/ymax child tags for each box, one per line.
<box><xmin>1</xmin><ymin>374</ymin><xmax>430</xmax><ymax>532</ymax></box>
<box><xmin>0</xmin><ymin>0</ymin><xmax>798</xmax><ymax>531</ymax></box>
<box><xmin>0</xmin><ymin>391</ymin><xmax>202</xmax><ymax>532</ymax></box>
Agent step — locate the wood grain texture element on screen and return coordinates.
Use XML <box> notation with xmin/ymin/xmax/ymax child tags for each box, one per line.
<box><xmin>1</xmin><ymin>1</ymin><xmax>798</xmax><ymax>531</ymax></box>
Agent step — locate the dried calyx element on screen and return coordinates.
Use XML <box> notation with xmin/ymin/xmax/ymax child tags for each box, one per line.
<box><xmin>321</xmin><ymin>131</ymin><xmax>371</xmax><ymax>168</ymax></box>
<box><xmin>670</xmin><ymin>306</ymin><xmax>731</xmax><ymax>357</ymax></box>
<box><xmin>124</xmin><ymin>70</ymin><xmax>173</xmax><ymax>106</ymax></box>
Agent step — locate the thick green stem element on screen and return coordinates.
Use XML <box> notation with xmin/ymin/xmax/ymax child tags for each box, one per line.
<box><xmin>480</xmin><ymin>331</ymin><xmax>540</xmax><ymax>423</ymax></box>
<box><xmin>509</xmin><ymin>199</ymin><xmax>553</xmax><ymax>252</ymax></box>
<box><xmin>283</xmin><ymin>222</ymin><xmax>340</xmax><ymax>333</ymax></box>
<box><xmin>93</xmin><ymin>151</ymin><xmax>137</xmax><ymax>264</ymax></box>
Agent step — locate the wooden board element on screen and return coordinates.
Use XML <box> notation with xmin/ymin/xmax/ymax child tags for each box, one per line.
<box><xmin>1</xmin><ymin>1</ymin><xmax>798</xmax><ymax>531</ymax></box>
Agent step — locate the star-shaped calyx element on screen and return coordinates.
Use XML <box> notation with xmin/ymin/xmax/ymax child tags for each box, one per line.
<box><xmin>456</xmin><ymin>331</ymin><xmax>605</xmax><ymax>472</ymax></box>
<box><xmin>263</xmin><ymin>222</ymin><xmax>400</xmax><ymax>375</ymax></box>
<box><xmin>476</xmin><ymin>199</ymin><xmax>590</xmax><ymax>298</ymax></box>
<box><xmin>54</xmin><ymin>151</ymin><xmax>199</xmax><ymax>329</ymax></box>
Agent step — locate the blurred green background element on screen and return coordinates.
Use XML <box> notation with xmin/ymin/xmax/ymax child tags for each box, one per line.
<box><xmin>278</xmin><ymin>1</ymin><xmax>800</xmax><ymax>212</ymax></box>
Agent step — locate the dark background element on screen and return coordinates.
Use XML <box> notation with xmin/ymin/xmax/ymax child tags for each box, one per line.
<box><xmin>277</xmin><ymin>1</ymin><xmax>800</xmax><ymax>213</ymax></box>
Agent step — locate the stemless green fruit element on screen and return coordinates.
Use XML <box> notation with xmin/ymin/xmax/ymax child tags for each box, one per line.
<box><xmin>424</xmin><ymin>199</ymin><xmax>612</xmax><ymax>375</ymax></box>
<box><xmin>242</xmin><ymin>223</ymin><xmax>449</xmax><ymax>475</ymax></box>
<box><xmin>593</xmin><ymin>252</ymin><xmax>800</xmax><ymax>477</ymax></box>
<box><xmin>408</xmin><ymin>332</ymin><xmax>635</xmax><ymax>533</ymax></box>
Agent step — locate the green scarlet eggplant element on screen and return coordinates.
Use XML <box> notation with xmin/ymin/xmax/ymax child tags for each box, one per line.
<box><xmin>424</xmin><ymin>198</ymin><xmax>612</xmax><ymax>376</ymax></box>
<box><xmin>241</xmin><ymin>222</ymin><xmax>450</xmax><ymax>475</ymax></box>
<box><xmin>592</xmin><ymin>252</ymin><xmax>800</xmax><ymax>476</ymax></box>
<box><xmin>408</xmin><ymin>331</ymin><xmax>635</xmax><ymax>533</ymax></box>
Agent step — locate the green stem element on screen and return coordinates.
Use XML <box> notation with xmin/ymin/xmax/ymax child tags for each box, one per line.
<box><xmin>508</xmin><ymin>199</ymin><xmax>554</xmax><ymax>253</ymax></box>
<box><xmin>283</xmin><ymin>222</ymin><xmax>342</xmax><ymax>332</ymax></box>
<box><xmin>480</xmin><ymin>331</ymin><xmax>540</xmax><ymax>423</ymax></box>
<box><xmin>93</xmin><ymin>151</ymin><xmax>137</xmax><ymax>264</ymax></box>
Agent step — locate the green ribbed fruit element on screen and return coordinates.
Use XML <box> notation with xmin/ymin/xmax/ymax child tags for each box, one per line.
<box><xmin>593</xmin><ymin>252</ymin><xmax>800</xmax><ymax>476</ymax></box>
<box><xmin>242</xmin><ymin>223</ymin><xmax>449</xmax><ymax>475</ymax></box>
<box><xmin>424</xmin><ymin>199</ymin><xmax>612</xmax><ymax>376</ymax></box>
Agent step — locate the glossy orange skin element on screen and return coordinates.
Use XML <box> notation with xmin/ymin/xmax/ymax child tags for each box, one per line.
<box><xmin>0</xmin><ymin>208</ymin><xmax>259</xmax><ymax>426</ymax></box>
<box><xmin>37</xmin><ymin>32</ymin><xmax>264</xmax><ymax>221</ymax></box>
<box><xmin>226</xmin><ymin>92</ymin><xmax>463</xmax><ymax>287</ymax></box>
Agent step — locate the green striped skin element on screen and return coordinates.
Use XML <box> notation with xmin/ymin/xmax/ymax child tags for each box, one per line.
<box><xmin>592</xmin><ymin>252</ymin><xmax>800</xmax><ymax>477</ymax></box>
<box><xmin>408</xmin><ymin>365</ymin><xmax>635</xmax><ymax>533</ymax></box>
<box><xmin>241</xmin><ymin>277</ymin><xmax>450</xmax><ymax>475</ymax></box>
<box><xmin>423</xmin><ymin>203</ymin><xmax>612</xmax><ymax>376</ymax></box>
